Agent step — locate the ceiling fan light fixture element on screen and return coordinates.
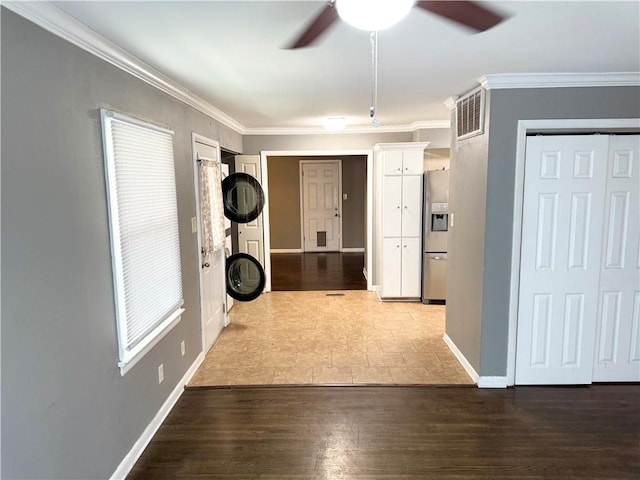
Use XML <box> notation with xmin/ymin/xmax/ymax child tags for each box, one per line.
<box><xmin>324</xmin><ymin>117</ymin><xmax>347</xmax><ymax>131</ymax></box>
<box><xmin>336</xmin><ymin>0</ymin><xmax>414</xmax><ymax>31</ymax></box>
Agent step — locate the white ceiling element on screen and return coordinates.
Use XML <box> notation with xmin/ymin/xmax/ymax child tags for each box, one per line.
<box><xmin>51</xmin><ymin>1</ymin><xmax>640</xmax><ymax>132</ymax></box>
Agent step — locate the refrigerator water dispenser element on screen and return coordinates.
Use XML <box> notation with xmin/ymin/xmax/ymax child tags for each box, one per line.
<box><xmin>431</xmin><ymin>213</ymin><xmax>448</xmax><ymax>232</ymax></box>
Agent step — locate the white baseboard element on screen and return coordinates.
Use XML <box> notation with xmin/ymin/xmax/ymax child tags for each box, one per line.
<box><xmin>442</xmin><ymin>333</ymin><xmax>479</xmax><ymax>383</ymax></box>
<box><xmin>477</xmin><ymin>376</ymin><xmax>508</xmax><ymax>388</ymax></box>
<box><xmin>270</xmin><ymin>249</ymin><xmax>303</xmax><ymax>254</ymax></box>
<box><xmin>342</xmin><ymin>247</ymin><xmax>365</xmax><ymax>252</ymax></box>
<box><xmin>110</xmin><ymin>351</ymin><xmax>206</xmax><ymax>479</ymax></box>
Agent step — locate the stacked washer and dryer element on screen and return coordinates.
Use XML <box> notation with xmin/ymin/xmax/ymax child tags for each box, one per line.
<box><xmin>221</xmin><ymin>172</ymin><xmax>266</xmax><ymax>302</ymax></box>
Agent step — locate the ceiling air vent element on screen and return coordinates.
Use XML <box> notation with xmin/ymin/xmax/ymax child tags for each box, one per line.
<box><xmin>456</xmin><ymin>87</ymin><xmax>485</xmax><ymax>140</ymax></box>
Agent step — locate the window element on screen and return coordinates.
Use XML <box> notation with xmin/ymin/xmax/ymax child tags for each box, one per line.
<box><xmin>100</xmin><ymin>109</ymin><xmax>184</xmax><ymax>375</ymax></box>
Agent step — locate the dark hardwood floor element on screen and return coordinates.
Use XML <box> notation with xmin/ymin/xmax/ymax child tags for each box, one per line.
<box><xmin>127</xmin><ymin>385</ymin><xmax>640</xmax><ymax>479</ymax></box>
<box><xmin>271</xmin><ymin>252</ymin><xmax>367</xmax><ymax>291</ymax></box>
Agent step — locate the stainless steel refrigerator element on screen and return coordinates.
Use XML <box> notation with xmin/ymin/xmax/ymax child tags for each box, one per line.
<box><xmin>422</xmin><ymin>170</ymin><xmax>449</xmax><ymax>303</ymax></box>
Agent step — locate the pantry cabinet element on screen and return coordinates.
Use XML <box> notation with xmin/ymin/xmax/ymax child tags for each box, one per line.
<box><xmin>374</xmin><ymin>142</ymin><xmax>428</xmax><ymax>300</ymax></box>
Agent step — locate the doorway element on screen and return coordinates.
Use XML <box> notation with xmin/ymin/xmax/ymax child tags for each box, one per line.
<box><xmin>509</xmin><ymin>124</ymin><xmax>639</xmax><ymax>385</ymax></box>
<box><xmin>260</xmin><ymin>150</ymin><xmax>373</xmax><ymax>292</ymax></box>
<box><xmin>264</xmin><ymin>152</ymin><xmax>370</xmax><ymax>292</ymax></box>
<box><xmin>192</xmin><ymin>133</ymin><xmax>227</xmax><ymax>352</ymax></box>
<box><xmin>300</xmin><ymin>160</ymin><xmax>342</xmax><ymax>252</ymax></box>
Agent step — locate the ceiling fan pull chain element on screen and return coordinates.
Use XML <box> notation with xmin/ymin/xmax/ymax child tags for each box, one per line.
<box><xmin>370</xmin><ymin>31</ymin><xmax>380</xmax><ymax>127</ymax></box>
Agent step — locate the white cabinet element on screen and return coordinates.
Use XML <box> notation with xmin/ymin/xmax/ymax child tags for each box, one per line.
<box><xmin>375</xmin><ymin>142</ymin><xmax>428</xmax><ymax>299</ymax></box>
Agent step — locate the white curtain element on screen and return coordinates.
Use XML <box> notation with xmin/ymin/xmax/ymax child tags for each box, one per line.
<box><xmin>199</xmin><ymin>158</ymin><xmax>225</xmax><ymax>254</ymax></box>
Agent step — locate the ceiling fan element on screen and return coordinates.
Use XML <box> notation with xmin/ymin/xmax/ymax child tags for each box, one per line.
<box><xmin>286</xmin><ymin>0</ymin><xmax>505</xmax><ymax>49</ymax></box>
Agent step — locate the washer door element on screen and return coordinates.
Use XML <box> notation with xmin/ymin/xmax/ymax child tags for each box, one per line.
<box><xmin>226</xmin><ymin>253</ymin><xmax>265</xmax><ymax>302</ymax></box>
<box><xmin>221</xmin><ymin>172</ymin><xmax>265</xmax><ymax>224</ymax></box>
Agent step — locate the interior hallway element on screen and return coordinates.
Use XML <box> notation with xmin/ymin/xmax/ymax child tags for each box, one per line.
<box><xmin>188</xmin><ymin>290</ymin><xmax>473</xmax><ymax>387</ymax></box>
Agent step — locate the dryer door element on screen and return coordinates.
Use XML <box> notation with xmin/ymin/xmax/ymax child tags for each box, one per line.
<box><xmin>226</xmin><ymin>252</ymin><xmax>265</xmax><ymax>302</ymax></box>
<box><xmin>221</xmin><ymin>172</ymin><xmax>265</xmax><ymax>224</ymax></box>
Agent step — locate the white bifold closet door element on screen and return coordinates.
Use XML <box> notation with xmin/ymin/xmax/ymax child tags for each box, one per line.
<box><xmin>592</xmin><ymin>135</ymin><xmax>640</xmax><ymax>382</ymax></box>
<box><xmin>516</xmin><ymin>134</ymin><xmax>639</xmax><ymax>385</ymax></box>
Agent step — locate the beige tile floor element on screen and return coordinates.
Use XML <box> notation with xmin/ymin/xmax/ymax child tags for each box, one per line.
<box><xmin>187</xmin><ymin>290</ymin><xmax>474</xmax><ymax>387</ymax></box>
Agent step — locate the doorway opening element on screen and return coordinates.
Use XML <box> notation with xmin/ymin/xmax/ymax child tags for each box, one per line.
<box><xmin>264</xmin><ymin>152</ymin><xmax>370</xmax><ymax>292</ymax></box>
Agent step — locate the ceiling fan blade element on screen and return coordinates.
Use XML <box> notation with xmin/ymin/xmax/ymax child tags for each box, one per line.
<box><xmin>285</xmin><ymin>2</ymin><xmax>339</xmax><ymax>49</ymax></box>
<box><xmin>416</xmin><ymin>1</ymin><xmax>504</xmax><ymax>32</ymax></box>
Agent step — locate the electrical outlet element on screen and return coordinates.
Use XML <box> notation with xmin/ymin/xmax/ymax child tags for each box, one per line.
<box><xmin>158</xmin><ymin>364</ymin><xmax>164</xmax><ymax>384</ymax></box>
<box><xmin>180</xmin><ymin>340</ymin><xmax>186</xmax><ymax>357</ymax></box>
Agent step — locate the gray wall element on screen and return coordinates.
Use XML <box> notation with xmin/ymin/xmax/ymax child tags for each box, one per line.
<box><xmin>481</xmin><ymin>86</ymin><xmax>640</xmax><ymax>376</ymax></box>
<box><xmin>341</xmin><ymin>156</ymin><xmax>367</xmax><ymax>248</ymax></box>
<box><xmin>1</xmin><ymin>9</ymin><xmax>241</xmax><ymax>479</ymax></box>
<box><xmin>243</xmin><ymin>132</ymin><xmax>412</xmax><ymax>153</ymax></box>
<box><xmin>267</xmin><ymin>157</ymin><xmax>303</xmax><ymax>249</ymax></box>
<box><xmin>446</xmin><ymin>117</ymin><xmax>490</xmax><ymax>371</ymax></box>
<box><xmin>244</xmin><ymin>128</ymin><xmax>451</xmax><ymax>153</ymax></box>
<box><xmin>424</xmin><ymin>148</ymin><xmax>450</xmax><ymax>171</ymax></box>
<box><xmin>447</xmin><ymin>85</ymin><xmax>640</xmax><ymax>376</ymax></box>
<box><xmin>413</xmin><ymin>127</ymin><xmax>451</xmax><ymax>148</ymax></box>
<box><xmin>267</xmin><ymin>155</ymin><xmax>366</xmax><ymax>250</ymax></box>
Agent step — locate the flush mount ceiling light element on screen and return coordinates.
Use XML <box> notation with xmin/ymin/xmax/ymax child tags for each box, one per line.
<box><xmin>324</xmin><ymin>117</ymin><xmax>347</xmax><ymax>131</ymax></box>
<box><xmin>336</xmin><ymin>0</ymin><xmax>414</xmax><ymax>31</ymax></box>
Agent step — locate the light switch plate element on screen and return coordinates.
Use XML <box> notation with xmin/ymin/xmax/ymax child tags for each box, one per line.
<box><xmin>191</xmin><ymin>217</ymin><xmax>197</xmax><ymax>233</ymax></box>
<box><xmin>450</xmin><ymin>213</ymin><xmax>455</xmax><ymax>227</ymax></box>
<box><xmin>343</xmin><ymin>193</ymin><xmax>348</xmax><ymax>200</ymax></box>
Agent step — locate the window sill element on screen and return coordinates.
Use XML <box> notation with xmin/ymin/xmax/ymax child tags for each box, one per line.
<box><xmin>118</xmin><ymin>308</ymin><xmax>185</xmax><ymax>376</ymax></box>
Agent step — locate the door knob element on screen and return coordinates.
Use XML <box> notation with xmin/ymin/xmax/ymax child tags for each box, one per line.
<box><xmin>202</xmin><ymin>262</ymin><xmax>210</xmax><ymax>268</ymax></box>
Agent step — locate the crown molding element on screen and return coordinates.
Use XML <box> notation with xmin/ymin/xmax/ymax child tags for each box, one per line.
<box><xmin>3</xmin><ymin>1</ymin><xmax>246</xmax><ymax>134</ymax></box>
<box><xmin>443</xmin><ymin>97</ymin><xmax>458</xmax><ymax>111</ymax></box>
<box><xmin>244</xmin><ymin>120</ymin><xmax>450</xmax><ymax>136</ymax></box>
<box><xmin>479</xmin><ymin>72</ymin><xmax>640</xmax><ymax>90</ymax></box>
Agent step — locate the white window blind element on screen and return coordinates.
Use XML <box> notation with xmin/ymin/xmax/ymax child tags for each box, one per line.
<box><xmin>101</xmin><ymin>109</ymin><xmax>184</xmax><ymax>374</ymax></box>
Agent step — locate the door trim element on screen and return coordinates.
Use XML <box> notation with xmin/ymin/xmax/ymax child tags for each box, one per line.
<box><xmin>299</xmin><ymin>160</ymin><xmax>343</xmax><ymax>252</ymax></box>
<box><xmin>191</xmin><ymin>132</ymin><xmax>227</xmax><ymax>352</ymax></box>
<box><xmin>506</xmin><ymin>118</ymin><xmax>640</xmax><ymax>386</ymax></box>
<box><xmin>260</xmin><ymin>149</ymin><xmax>374</xmax><ymax>292</ymax></box>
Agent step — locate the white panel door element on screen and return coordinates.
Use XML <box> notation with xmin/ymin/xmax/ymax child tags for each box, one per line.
<box><xmin>195</xmin><ymin>140</ymin><xmax>226</xmax><ymax>352</ymax></box>
<box><xmin>401</xmin><ymin>175</ymin><xmax>422</xmax><ymax>238</ymax></box>
<box><xmin>235</xmin><ymin>155</ymin><xmax>264</xmax><ymax>266</ymax></box>
<box><xmin>401</xmin><ymin>237</ymin><xmax>421</xmax><ymax>298</ymax></box>
<box><xmin>382</xmin><ymin>238</ymin><xmax>402</xmax><ymax>297</ymax></box>
<box><xmin>302</xmin><ymin>161</ymin><xmax>341</xmax><ymax>252</ymax></box>
<box><xmin>593</xmin><ymin>135</ymin><xmax>640</xmax><ymax>382</ymax></box>
<box><xmin>516</xmin><ymin>135</ymin><xmax>608</xmax><ymax>385</ymax></box>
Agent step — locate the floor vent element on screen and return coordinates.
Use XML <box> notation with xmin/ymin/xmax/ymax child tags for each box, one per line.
<box><xmin>456</xmin><ymin>87</ymin><xmax>485</xmax><ymax>140</ymax></box>
<box><xmin>326</xmin><ymin>293</ymin><xmax>345</xmax><ymax>297</ymax></box>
